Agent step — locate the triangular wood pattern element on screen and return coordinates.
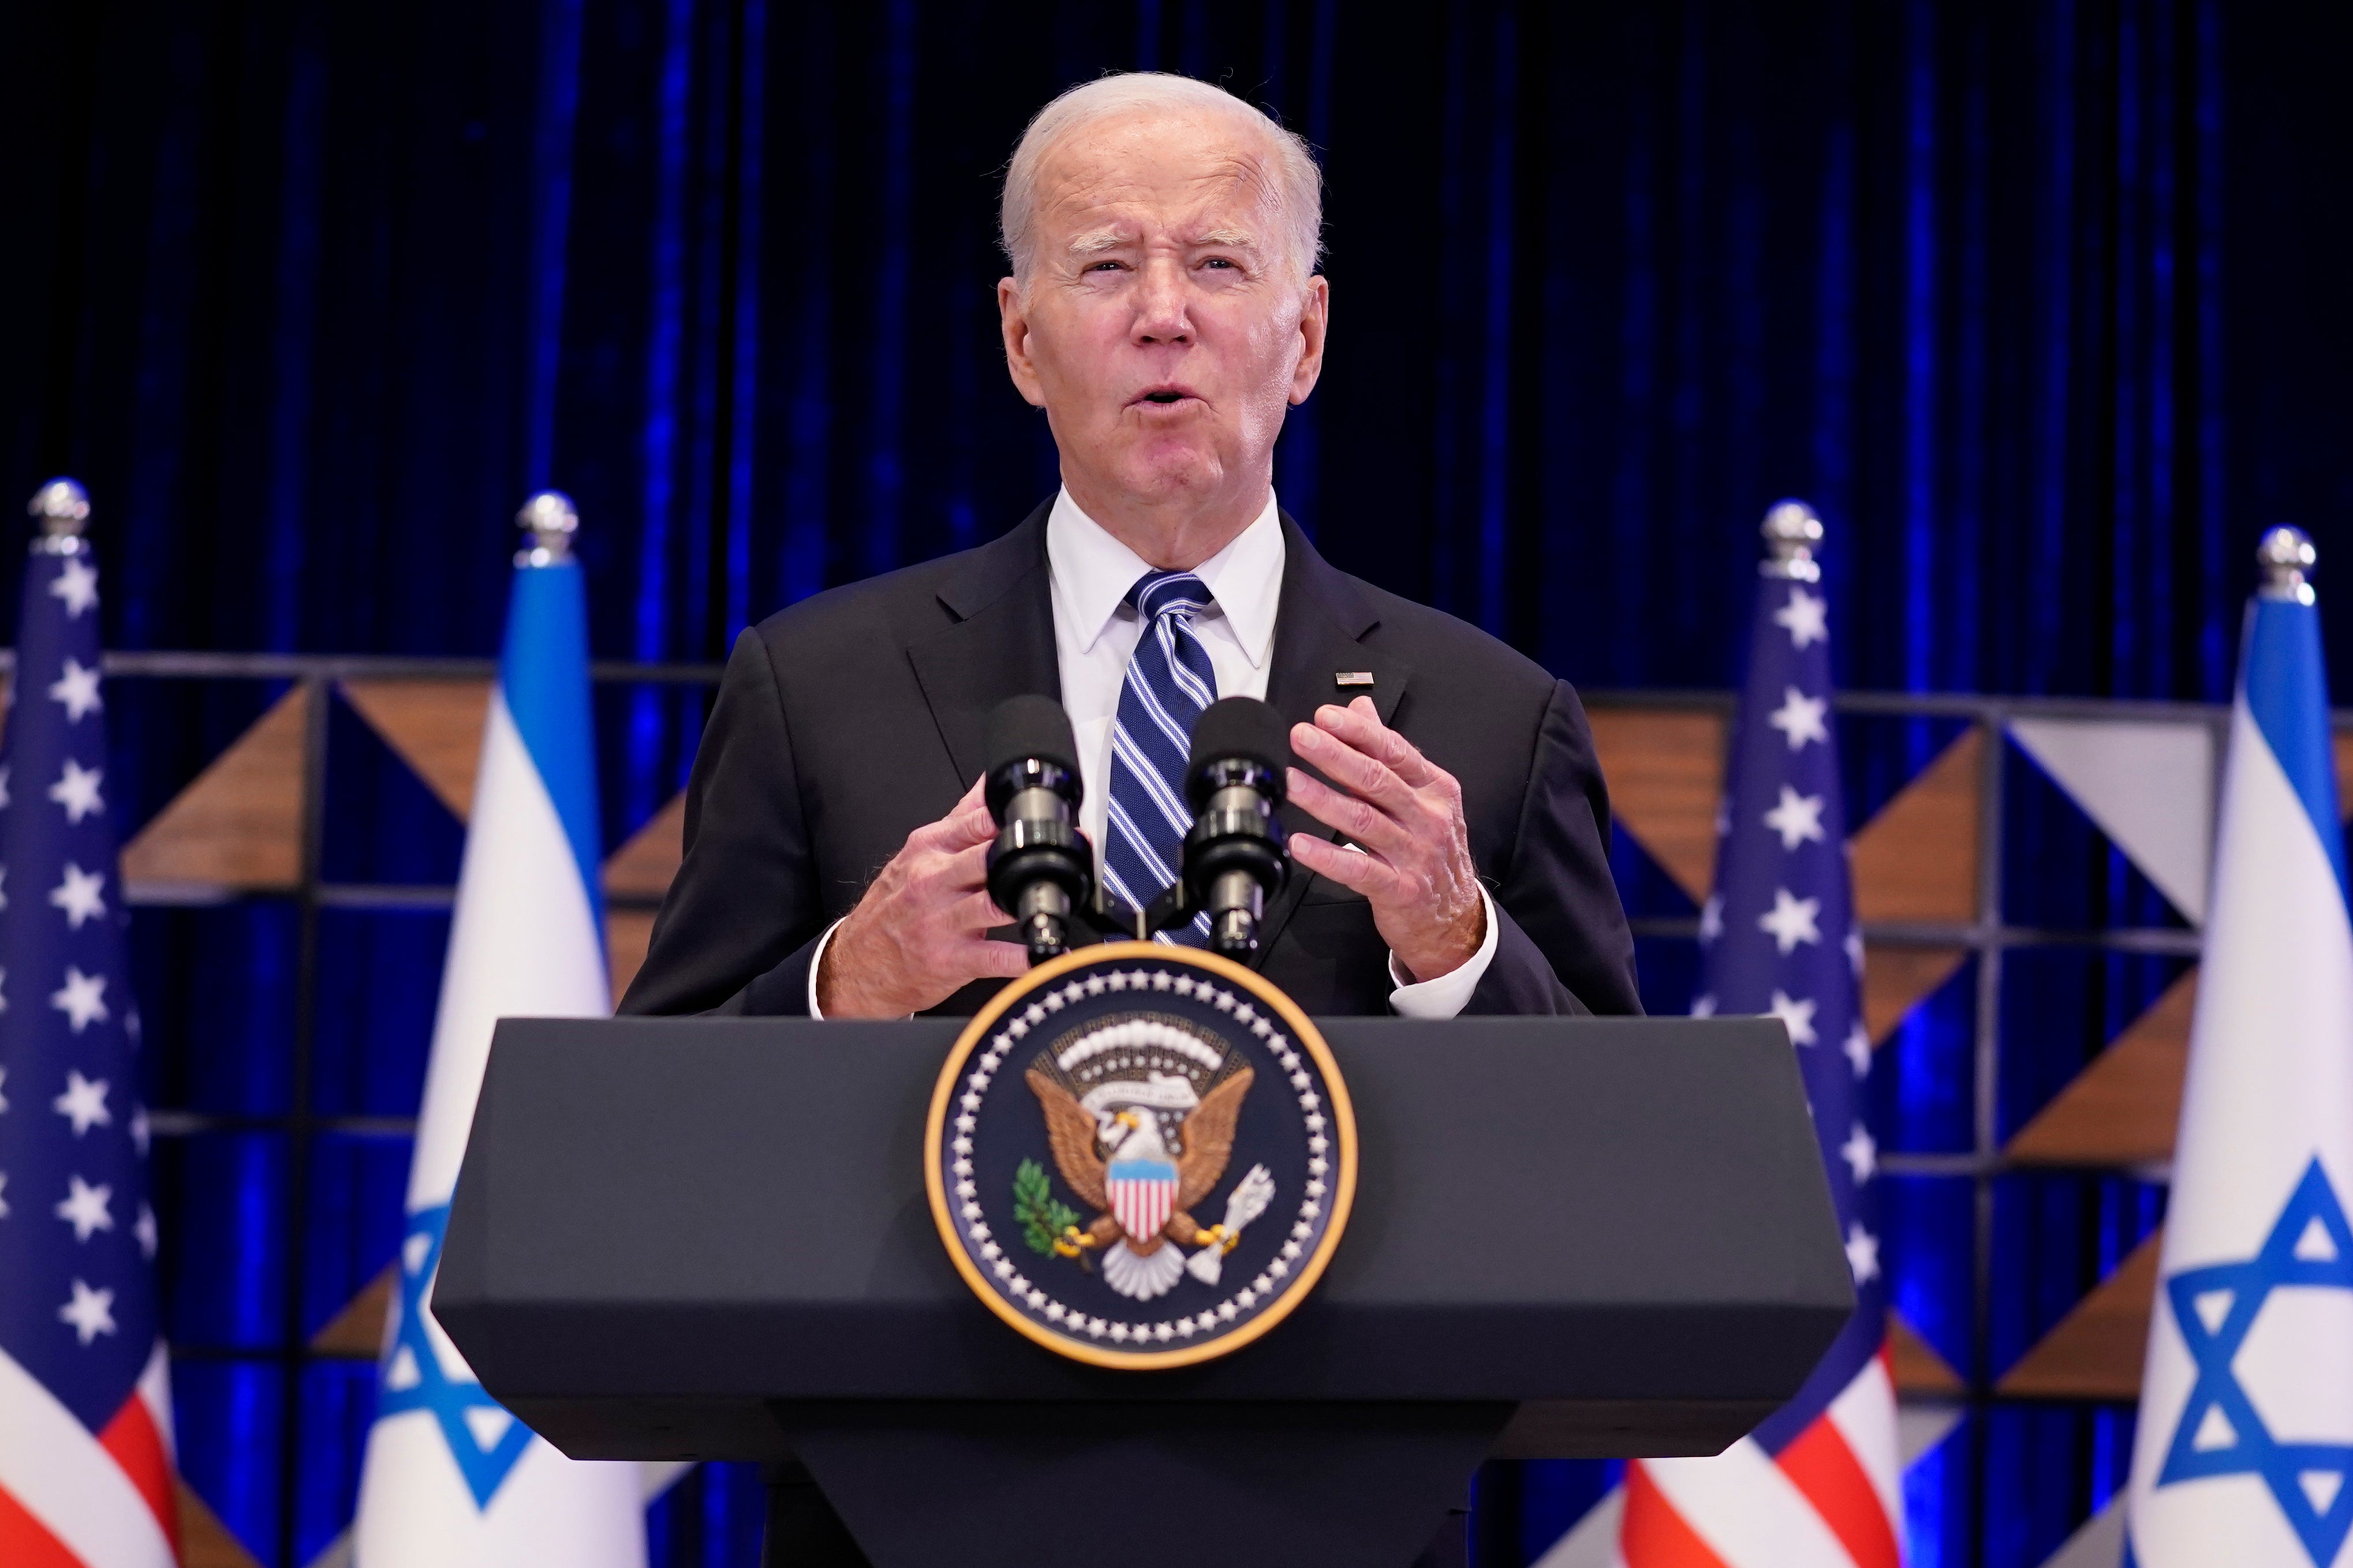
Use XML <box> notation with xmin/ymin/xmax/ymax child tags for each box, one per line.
<box><xmin>178</xmin><ymin>1475</ymin><xmax>265</xmax><ymax>1568</ymax></box>
<box><xmin>308</xmin><ymin>1261</ymin><xmax>394</xmax><ymax>1359</ymax></box>
<box><xmin>1583</xmin><ymin>709</ymin><xmax>1724</xmax><ymax>903</ymax></box>
<box><xmin>1850</xmin><ymin>727</ymin><xmax>1982</xmax><ymax>923</ymax></box>
<box><xmin>121</xmin><ymin>686</ymin><xmax>312</xmax><ymax>892</ymax></box>
<box><xmin>1889</xmin><ymin>1309</ymin><xmax>1967</xmax><ymax>1395</ymax></box>
<box><xmin>1997</xmin><ymin>1230</ymin><xmax>2161</xmax><ymax>1401</ymax></box>
<box><xmin>2008</xmin><ymin>973</ymin><xmax>2195</xmax><ymax>1167</ymax></box>
<box><xmin>338</xmin><ymin>679</ymin><xmax>491</xmax><ymax>819</ymax></box>
<box><xmin>1862</xmin><ymin>946</ymin><xmax>1969</xmax><ymax>1046</ymax></box>
<box><xmin>605</xmin><ymin>791</ymin><xmax>686</xmax><ymax>901</ymax></box>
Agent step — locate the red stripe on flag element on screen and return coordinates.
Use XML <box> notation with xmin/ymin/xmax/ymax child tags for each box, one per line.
<box><xmin>1776</xmin><ymin>1416</ymin><xmax>1900</xmax><ymax>1568</ymax></box>
<box><xmin>1621</xmin><ymin>1461</ymin><xmax>1735</xmax><ymax>1568</ymax></box>
<box><xmin>99</xmin><ymin>1393</ymin><xmax>181</xmax><ymax>1557</ymax></box>
<box><xmin>0</xmin><ymin>1481</ymin><xmax>84</xmax><ymax>1568</ymax></box>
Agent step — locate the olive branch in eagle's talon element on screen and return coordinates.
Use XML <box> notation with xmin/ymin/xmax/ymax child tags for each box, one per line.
<box><xmin>1013</xmin><ymin>1158</ymin><xmax>1088</xmax><ymax>1267</ymax></box>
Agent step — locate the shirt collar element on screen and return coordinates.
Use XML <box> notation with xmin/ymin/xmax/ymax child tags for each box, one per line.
<box><xmin>1045</xmin><ymin>488</ymin><xmax>1286</xmax><ymax>669</ymax></box>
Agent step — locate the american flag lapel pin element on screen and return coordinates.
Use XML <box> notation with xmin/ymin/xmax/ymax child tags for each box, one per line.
<box><xmin>1335</xmin><ymin>671</ymin><xmax>1374</xmax><ymax>688</ymax></box>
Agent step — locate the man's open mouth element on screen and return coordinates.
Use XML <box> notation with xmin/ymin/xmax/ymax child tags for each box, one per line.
<box><xmin>1134</xmin><ymin>386</ymin><xmax>1198</xmax><ymax>407</ymax></box>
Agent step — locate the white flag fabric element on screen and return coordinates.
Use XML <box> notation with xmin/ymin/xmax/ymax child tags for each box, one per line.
<box><xmin>2126</xmin><ymin>574</ymin><xmax>2353</xmax><ymax>1566</ymax></box>
<box><xmin>352</xmin><ymin>546</ymin><xmax>645</xmax><ymax>1568</ymax></box>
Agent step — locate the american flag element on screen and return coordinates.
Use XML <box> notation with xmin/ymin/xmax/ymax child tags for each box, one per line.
<box><xmin>1621</xmin><ymin>509</ymin><xmax>1904</xmax><ymax>1568</ymax></box>
<box><xmin>0</xmin><ymin>487</ymin><xmax>178</xmax><ymax>1568</ymax></box>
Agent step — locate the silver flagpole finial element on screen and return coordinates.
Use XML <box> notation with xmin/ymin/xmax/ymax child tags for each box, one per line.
<box><xmin>1760</xmin><ymin>499</ymin><xmax>1823</xmax><ymax>582</ymax></box>
<box><xmin>28</xmin><ymin>478</ymin><xmax>91</xmax><ymax>538</ymax></box>
<box><xmin>516</xmin><ymin>490</ymin><xmax>579</xmax><ymax>566</ymax></box>
<box><xmin>2258</xmin><ymin>525</ymin><xmax>2317</xmax><ymax>605</ymax></box>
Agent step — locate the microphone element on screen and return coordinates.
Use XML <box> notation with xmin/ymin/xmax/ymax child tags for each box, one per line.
<box><xmin>983</xmin><ymin>696</ymin><xmax>1094</xmax><ymax>964</ymax></box>
<box><xmin>1179</xmin><ymin>697</ymin><xmax>1292</xmax><ymax>958</ymax></box>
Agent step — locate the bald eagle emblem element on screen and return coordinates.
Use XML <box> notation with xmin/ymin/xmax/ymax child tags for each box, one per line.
<box><xmin>1025</xmin><ymin>1017</ymin><xmax>1275</xmax><ymax>1300</ymax></box>
<box><xmin>927</xmin><ymin>945</ymin><xmax>1354</xmax><ymax>1367</ymax></box>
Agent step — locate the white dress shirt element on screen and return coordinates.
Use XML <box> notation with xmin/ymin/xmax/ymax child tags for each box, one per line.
<box><xmin>809</xmin><ymin>487</ymin><xmax>1496</xmax><ymax>1016</ymax></box>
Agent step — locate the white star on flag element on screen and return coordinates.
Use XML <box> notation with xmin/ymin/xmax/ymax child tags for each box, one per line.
<box><xmin>1767</xmin><ymin>989</ymin><xmax>1819</xmax><ymax>1046</ymax></box>
<box><xmin>1690</xmin><ymin>993</ymin><xmax>1717</xmax><ymax>1017</ymax></box>
<box><xmin>136</xmin><ymin>1202</ymin><xmax>157</xmax><ymax>1258</ymax></box>
<box><xmin>1840</xmin><ymin>1122</ymin><xmax>1877</xmax><ymax>1184</ymax></box>
<box><xmin>1845</xmin><ymin>929</ymin><xmax>1865</xmax><ymax>976</ymax></box>
<box><xmin>1758</xmin><ymin>887</ymin><xmax>1823</xmax><ymax>953</ymax></box>
<box><xmin>1845</xmin><ymin>1019</ymin><xmax>1873</xmax><ymax>1078</ymax></box>
<box><xmin>58</xmin><ymin>1278</ymin><xmax>117</xmax><ymax>1344</ymax></box>
<box><xmin>0</xmin><ymin>865</ymin><xmax>9</xmax><ymax>910</ymax></box>
<box><xmin>0</xmin><ymin>1065</ymin><xmax>8</xmax><ymax>1113</ymax></box>
<box><xmin>51</xmin><ymin>968</ymin><xmax>110</xmax><ymax>1033</ymax></box>
<box><xmin>50</xmin><ymin>557</ymin><xmax>98</xmax><ymax>618</ymax></box>
<box><xmin>55</xmin><ymin>1174</ymin><xmax>114</xmax><ymax>1241</ymax></box>
<box><xmin>46</xmin><ymin>658</ymin><xmax>103</xmax><ymax>721</ymax></box>
<box><xmin>1844</xmin><ymin>1222</ymin><xmax>1880</xmax><ymax>1285</ymax></box>
<box><xmin>1773</xmin><ymin>586</ymin><xmax>1829</xmax><ymax>648</ymax></box>
<box><xmin>1766</xmin><ymin>686</ymin><xmax>1829</xmax><ymax>751</ymax></box>
<box><xmin>0</xmin><ymin>762</ymin><xmax>12</xmax><ymax>809</ymax></box>
<box><xmin>48</xmin><ymin>863</ymin><xmax>107</xmax><ymax>929</ymax></box>
<box><xmin>1762</xmin><ymin>785</ymin><xmax>1828</xmax><ymax>850</ymax></box>
<box><xmin>130</xmin><ymin>1104</ymin><xmax>150</xmax><ymax>1156</ymax></box>
<box><xmin>1698</xmin><ymin>893</ymin><xmax>1723</xmax><ymax>944</ymax></box>
<box><xmin>48</xmin><ymin>758</ymin><xmax>104</xmax><ymax>823</ymax></box>
<box><xmin>52</xmin><ymin>1069</ymin><xmax>111</xmax><ymax>1133</ymax></box>
<box><xmin>0</xmin><ymin>1173</ymin><xmax>9</xmax><ymax>1218</ymax></box>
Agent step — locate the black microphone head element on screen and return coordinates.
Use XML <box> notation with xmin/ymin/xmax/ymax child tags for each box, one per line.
<box><xmin>1185</xmin><ymin>697</ymin><xmax>1291</xmax><ymax>809</ymax></box>
<box><xmin>984</xmin><ymin>695</ymin><xmax>1082</xmax><ymax>817</ymax></box>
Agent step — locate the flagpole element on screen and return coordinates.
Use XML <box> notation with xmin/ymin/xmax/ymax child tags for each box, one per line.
<box><xmin>2126</xmin><ymin>523</ymin><xmax>2353</xmax><ymax>1566</ymax></box>
<box><xmin>352</xmin><ymin>492</ymin><xmax>643</xmax><ymax>1568</ymax></box>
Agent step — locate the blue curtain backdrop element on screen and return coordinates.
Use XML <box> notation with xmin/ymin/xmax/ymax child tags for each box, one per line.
<box><xmin>5</xmin><ymin>1</ymin><xmax>2352</xmax><ymax>1565</ymax></box>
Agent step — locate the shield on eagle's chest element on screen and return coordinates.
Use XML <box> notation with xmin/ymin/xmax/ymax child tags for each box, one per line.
<box><xmin>1107</xmin><ymin>1155</ymin><xmax>1178</xmax><ymax>1243</ymax></box>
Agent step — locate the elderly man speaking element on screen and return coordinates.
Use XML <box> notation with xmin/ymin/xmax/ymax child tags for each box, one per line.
<box><xmin>635</xmin><ymin>73</ymin><xmax>1647</xmax><ymax>1030</ymax></box>
<box><xmin>626</xmin><ymin>71</ymin><xmax>1638</xmax><ymax>1033</ymax></box>
<box><xmin>623</xmin><ymin>66</ymin><xmax>1640</xmax><ymax>1568</ymax></box>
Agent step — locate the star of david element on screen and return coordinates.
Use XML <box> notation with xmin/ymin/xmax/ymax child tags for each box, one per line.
<box><xmin>2157</xmin><ymin>1158</ymin><xmax>2353</xmax><ymax>1566</ymax></box>
<box><xmin>374</xmin><ymin>1203</ymin><xmax>533</xmax><ymax>1508</ymax></box>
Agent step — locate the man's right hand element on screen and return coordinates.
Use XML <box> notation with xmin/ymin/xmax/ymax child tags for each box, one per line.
<box><xmin>815</xmin><ymin>776</ymin><xmax>1031</xmax><ymax>1018</ymax></box>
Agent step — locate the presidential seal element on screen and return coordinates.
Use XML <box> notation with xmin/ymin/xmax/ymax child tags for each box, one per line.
<box><xmin>924</xmin><ymin>941</ymin><xmax>1357</xmax><ymax>1369</ymax></box>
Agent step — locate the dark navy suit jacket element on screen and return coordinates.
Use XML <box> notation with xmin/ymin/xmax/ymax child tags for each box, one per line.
<box><xmin>621</xmin><ymin>502</ymin><xmax>1641</xmax><ymax>1020</ymax></box>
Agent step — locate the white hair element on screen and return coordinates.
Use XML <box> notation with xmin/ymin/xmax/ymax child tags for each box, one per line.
<box><xmin>1000</xmin><ymin>73</ymin><xmax>1323</xmax><ymax>287</ymax></box>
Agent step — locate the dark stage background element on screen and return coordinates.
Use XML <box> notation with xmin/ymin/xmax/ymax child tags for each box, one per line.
<box><xmin>5</xmin><ymin>0</ymin><xmax>2352</xmax><ymax>1565</ymax></box>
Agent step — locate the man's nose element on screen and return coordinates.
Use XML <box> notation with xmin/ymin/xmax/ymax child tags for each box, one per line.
<box><xmin>1130</xmin><ymin>259</ymin><xmax>1192</xmax><ymax>345</ymax></box>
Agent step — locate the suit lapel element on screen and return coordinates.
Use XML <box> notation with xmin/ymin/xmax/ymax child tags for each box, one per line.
<box><xmin>1255</xmin><ymin>517</ymin><xmax>1412</xmax><ymax>966</ymax></box>
<box><xmin>905</xmin><ymin>503</ymin><xmax>1061</xmax><ymax>791</ymax></box>
<box><xmin>905</xmin><ymin>506</ymin><xmax>1407</xmax><ymax>968</ymax></box>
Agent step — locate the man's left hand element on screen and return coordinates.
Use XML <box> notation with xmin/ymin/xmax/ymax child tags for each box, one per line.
<box><xmin>1285</xmin><ymin>697</ymin><xmax>1487</xmax><ymax>983</ymax></box>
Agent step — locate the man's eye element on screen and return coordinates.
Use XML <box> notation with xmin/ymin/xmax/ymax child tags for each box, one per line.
<box><xmin>1086</xmin><ymin>260</ymin><xmax>1124</xmax><ymax>273</ymax></box>
<box><xmin>1202</xmin><ymin>258</ymin><xmax>1237</xmax><ymax>270</ymax></box>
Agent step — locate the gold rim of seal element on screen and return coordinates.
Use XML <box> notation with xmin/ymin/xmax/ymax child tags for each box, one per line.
<box><xmin>923</xmin><ymin>941</ymin><xmax>1358</xmax><ymax>1371</ymax></box>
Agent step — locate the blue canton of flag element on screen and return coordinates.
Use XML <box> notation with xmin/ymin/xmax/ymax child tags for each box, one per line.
<box><xmin>1698</xmin><ymin>563</ymin><xmax>1884</xmax><ymax>1455</ymax></box>
<box><xmin>0</xmin><ymin>487</ymin><xmax>179</xmax><ymax>1568</ymax></box>
<box><xmin>1624</xmin><ymin>511</ymin><xmax>1903</xmax><ymax>1568</ymax></box>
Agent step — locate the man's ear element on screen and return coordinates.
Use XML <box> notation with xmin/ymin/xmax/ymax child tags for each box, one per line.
<box><xmin>1290</xmin><ymin>274</ymin><xmax>1330</xmax><ymax>406</ymax></box>
<box><xmin>998</xmin><ymin>277</ymin><xmax>1049</xmax><ymax>409</ymax></box>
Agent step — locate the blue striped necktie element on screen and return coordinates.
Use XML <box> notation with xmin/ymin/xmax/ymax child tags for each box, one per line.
<box><xmin>1103</xmin><ymin>570</ymin><xmax>1219</xmax><ymax>942</ymax></box>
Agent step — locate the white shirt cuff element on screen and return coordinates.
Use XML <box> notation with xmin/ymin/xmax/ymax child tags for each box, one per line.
<box><xmin>806</xmin><ymin>918</ymin><xmax>846</xmax><ymax>1018</ymax></box>
<box><xmin>1386</xmin><ymin>886</ymin><xmax>1499</xmax><ymax>1019</ymax></box>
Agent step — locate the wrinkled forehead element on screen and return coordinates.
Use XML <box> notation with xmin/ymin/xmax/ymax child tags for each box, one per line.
<box><xmin>1030</xmin><ymin>108</ymin><xmax>1286</xmax><ymax>246</ymax></box>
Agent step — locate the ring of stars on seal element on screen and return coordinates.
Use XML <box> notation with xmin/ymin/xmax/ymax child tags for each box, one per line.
<box><xmin>925</xmin><ymin>941</ymin><xmax>1358</xmax><ymax>1369</ymax></box>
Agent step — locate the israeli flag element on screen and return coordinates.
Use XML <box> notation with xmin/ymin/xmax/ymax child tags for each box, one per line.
<box><xmin>353</xmin><ymin>498</ymin><xmax>645</xmax><ymax>1567</ymax></box>
<box><xmin>2127</xmin><ymin>529</ymin><xmax>2353</xmax><ymax>1568</ymax></box>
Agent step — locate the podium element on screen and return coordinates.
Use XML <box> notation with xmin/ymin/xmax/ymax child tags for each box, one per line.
<box><xmin>434</xmin><ymin>1015</ymin><xmax>1852</xmax><ymax>1568</ymax></box>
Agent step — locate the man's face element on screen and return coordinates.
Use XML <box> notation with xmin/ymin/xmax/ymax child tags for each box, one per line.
<box><xmin>999</xmin><ymin>108</ymin><xmax>1328</xmax><ymax>524</ymax></box>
